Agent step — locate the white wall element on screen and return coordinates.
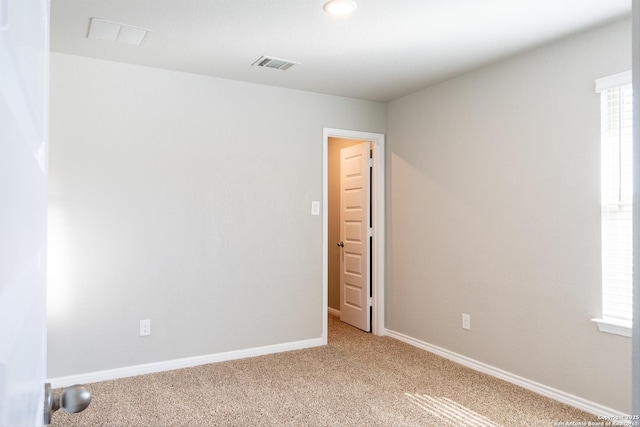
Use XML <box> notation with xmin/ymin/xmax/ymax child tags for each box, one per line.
<box><xmin>386</xmin><ymin>18</ymin><xmax>632</xmax><ymax>413</ymax></box>
<box><xmin>47</xmin><ymin>53</ymin><xmax>386</xmax><ymax>378</ymax></box>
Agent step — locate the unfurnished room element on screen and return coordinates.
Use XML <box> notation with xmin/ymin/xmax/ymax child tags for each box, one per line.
<box><xmin>1</xmin><ymin>0</ymin><xmax>639</xmax><ymax>426</ymax></box>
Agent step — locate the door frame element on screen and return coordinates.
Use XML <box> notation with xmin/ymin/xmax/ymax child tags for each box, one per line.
<box><xmin>322</xmin><ymin>128</ymin><xmax>385</xmax><ymax>340</ymax></box>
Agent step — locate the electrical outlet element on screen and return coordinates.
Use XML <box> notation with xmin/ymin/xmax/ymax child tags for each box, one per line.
<box><xmin>462</xmin><ymin>313</ymin><xmax>471</xmax><ymax>330</ymax></box>
<box><xmin>140</xmin><ymin>319</ymin><xmax>151</xmax><ymax>336</ymax></box>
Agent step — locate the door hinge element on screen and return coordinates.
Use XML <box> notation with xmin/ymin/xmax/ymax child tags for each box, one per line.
<box><xmin>368</xmin><ymin>158</ymin><xmax>373</xmax><ymax>168</ymax></box>
<box><xmin>368</xmin><ymin>297</ymin><xmax>373</xmax><ymax>307</ymax></box>
<box><xmin>367</xmin><ymin>228</ymin><xmax>373</xmax><ymax>238</ymax></box>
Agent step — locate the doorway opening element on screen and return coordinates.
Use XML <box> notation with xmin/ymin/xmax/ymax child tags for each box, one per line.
<box><xmin>322</xmin><ymin>128</ymin><xmax>385</xmax><ymax>342</ymax></box>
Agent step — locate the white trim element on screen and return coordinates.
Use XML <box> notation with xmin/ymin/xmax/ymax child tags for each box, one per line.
<box><xmin>48</xmin><ymin>337</ymin><xmax>323</xmax><ymax>389</ymax></box>
<box><xmin>384</xmin><ymin>328</ymin><xmax>628</xmax><ymax>419</ymax></box>
<box><xmin>322</xmin><ymin>131</ymin><xmax>329</xmax><ymax>345</ymax></box>
<box><xmin>323</xmin><ymin>128</ymin><xmax>386</xmax><ymax>336</ymax></box>
<box><xmin>328</xmin><ymin>307</ymin><xmax>340</xmax><ymax>317</ymax></box>
<box><xmin>592</xmin><ymin>318</ymin><xmax>632</xmax><ymax>338</ymax></box>
<box><xmin>595</xmin><ymin>70</ymin><xmax>632</xmax><ymax>93</ymax></box>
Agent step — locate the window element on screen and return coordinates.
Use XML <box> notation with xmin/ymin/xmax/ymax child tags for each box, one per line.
<box><xmin>593</xmin><ymin>71</ymin><xmax>633</xmax><ymax>337</ymax></box>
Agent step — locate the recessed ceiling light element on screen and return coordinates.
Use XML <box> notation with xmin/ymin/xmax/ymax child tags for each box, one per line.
<box><xmin>323</xmin><ymin>0</ymin><xmax>358</xmax><ymax>16</ymax></box>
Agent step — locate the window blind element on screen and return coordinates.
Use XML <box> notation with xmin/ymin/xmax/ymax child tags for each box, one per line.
<box><xmin>597</xmin><ymin>71</ymin><xmax>633</xmax><ymax>325</ymax></box>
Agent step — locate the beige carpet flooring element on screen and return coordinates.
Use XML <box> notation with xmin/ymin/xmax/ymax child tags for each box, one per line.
<box><xmin>51</xmin><ymin>315</ymin><xmax>600</xmax><ymax>426</ymax></box>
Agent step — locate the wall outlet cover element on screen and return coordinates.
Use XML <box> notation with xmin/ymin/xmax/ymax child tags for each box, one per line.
<box><xmin>462</xmin><ymin>313</ymin><xmax>471</xmax><ymax>330</ymax></box>
<box><xmin>140</xmin><ymin>319</ymin><xmax>151</xmax><ymax>336</ymax></box>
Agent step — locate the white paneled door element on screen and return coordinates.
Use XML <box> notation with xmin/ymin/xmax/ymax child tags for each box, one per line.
<box><xmin>0</xmin><ymin>0</ymin><xmax>49</xmax><ymax>425</ymax></box>
<box><xmin>339</xmin><ymin>142</ymin><xmax>371</xmax><ymax>331</ymax></box>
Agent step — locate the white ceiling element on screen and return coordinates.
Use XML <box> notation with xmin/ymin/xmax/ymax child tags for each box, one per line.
<box><xmin>50</xmin><ymin>0</ymin><xmax>632</xmax><ymax>102</ymax></box>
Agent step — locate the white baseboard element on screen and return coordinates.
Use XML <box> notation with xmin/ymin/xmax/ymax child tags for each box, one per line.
<box><xmin>384</xmin><ymin>328</ymin><xmax>627</xmax><ymax>419</ymax></box>
<box><xmin>328</xmin><ymin>307</ymin><xmax>340</xmax><ymax>317</ymax></box>
<box><xmin>49</xmin><ymin>328</ymin><xmax>626</xmax><ymax>418</ymax></box>
<box><xmin>48</xmin><ymin>337</ymin><xmax>324</xmax><ymax>389</ymax></box>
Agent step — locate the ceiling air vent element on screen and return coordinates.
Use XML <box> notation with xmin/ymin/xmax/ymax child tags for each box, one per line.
<box><xmin>87</xmin><ymin>18</ymin><xmax>151</xmax><ymax>45</ymax></box>
<box><xmin>252</xmin><ymin>55</ymin><xmax>298</xmax><ymax>71</ymax></box>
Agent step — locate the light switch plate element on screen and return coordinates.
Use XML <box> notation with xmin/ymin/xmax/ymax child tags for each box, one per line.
<box><xmin>311</xmin><ymin>201</ymin><xmax>320</xmax><ymax>216</ymax></box>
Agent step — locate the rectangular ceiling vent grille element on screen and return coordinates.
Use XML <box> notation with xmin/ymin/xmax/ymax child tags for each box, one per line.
<box><xmin>252</xmin><ymin>56</ymin><xmax>298</xmax><ymax>71</ymax></box>
<box><xmin>87</xmin><ymin>18</ymin><xmax>151</xmax><ymax>45</ymax></box>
